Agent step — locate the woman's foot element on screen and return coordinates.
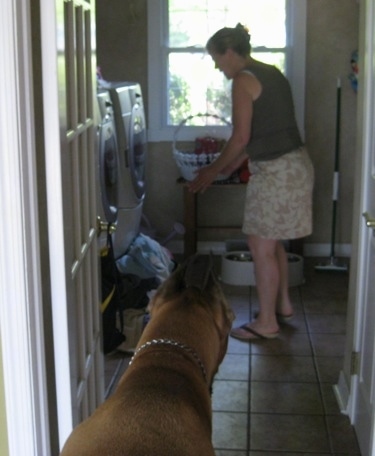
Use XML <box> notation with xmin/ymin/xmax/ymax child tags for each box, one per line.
<box><xmin>253</xmin><ymin>309</ymin><xmax>294</xmax><ymax>323</ymax></box>
<box><xmin>276</xmin><ymin>301</ymin><xmax>294</xmax><ymax>322</ymax></box>
<box><xmin>275</xmin><ymin>312</ymin><xmax>294</xmax><ymax>323</ymax></box>
<box><xmin>230</xmin><ymin>322</ymin><xmax>279</xmax><ymax>341</ymax></box>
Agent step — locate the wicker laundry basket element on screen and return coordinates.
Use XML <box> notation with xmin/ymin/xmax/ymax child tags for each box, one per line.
<box><xmin>172</xmin><ymin>113</ymin><xmax>231</xmax><ymax>181</ymax></box>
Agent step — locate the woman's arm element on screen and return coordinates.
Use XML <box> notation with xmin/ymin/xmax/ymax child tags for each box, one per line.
<box><xmin>220</xmin><ymin>151</ymin><xmax>249</xmax><ymax>175</ymax></box>
<box><xmin>188</xmin><ymin>72</ymin><xmax>259</xmax><ymax>193</ymax></box>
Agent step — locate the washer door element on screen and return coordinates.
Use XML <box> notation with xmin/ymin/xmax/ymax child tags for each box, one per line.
<box><xmin>99</xmin><ymin>121</ymin><xmax>119</xmax><ymax>224</ymax></box>
<box><xmin>129</xmin><ymin>101</ymin><xmax>147</xmax><ymax>200</ymax></box>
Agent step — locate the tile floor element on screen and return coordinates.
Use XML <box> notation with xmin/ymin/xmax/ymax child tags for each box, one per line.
<box><xmin>105</xmin><ymin>256</ymin><xmax>361</xmax><ymax>455</ymax></box>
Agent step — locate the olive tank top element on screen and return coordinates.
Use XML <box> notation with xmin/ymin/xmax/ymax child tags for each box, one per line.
<box><xmin>244</xmin><ymin>60</ymin><xmax>303</xmax><ymax>161</ymax></box>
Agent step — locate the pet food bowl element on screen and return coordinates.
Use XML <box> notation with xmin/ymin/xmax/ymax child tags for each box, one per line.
<box><xmin>221</xmin><ymin>251</ymin><xmax>304</xmax><ymax>287</ymax></box>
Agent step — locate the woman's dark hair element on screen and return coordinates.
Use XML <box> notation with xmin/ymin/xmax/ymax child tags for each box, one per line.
<box><xmin>206</xmin><ymin>23</ymin><xmax>251</xmax><ymax>57</ymax></box>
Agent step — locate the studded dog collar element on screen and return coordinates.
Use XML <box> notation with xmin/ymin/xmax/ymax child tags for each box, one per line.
<box><xmin>129</xmin><ymin>338</ymin><xmax>208</xmax><ymax>386</ymax></box>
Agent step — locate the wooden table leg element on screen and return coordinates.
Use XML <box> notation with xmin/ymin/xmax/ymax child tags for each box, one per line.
<box><xmin>183</xmin><ymin>187</ymin><xmax>197</xmax><ymax>258</ymax></box>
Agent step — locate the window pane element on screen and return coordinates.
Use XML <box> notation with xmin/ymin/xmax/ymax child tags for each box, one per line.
<box><xmin>167</xmin><ymin>0</ymin><xmax>287</xmax><ymax>126</ymax></box>
<box><xmin>168</xmin><ymin>53</ymin><xmax>232</xmax><ymax>124</ymax></box>
<box><xmin>169</xmin><ymin>0</ymin><xmax>286</xmax><ymax>48</ymax></box>
<box><xmin>252</xmin><ymin>52</ymin><xmax>286</xmax><ymax>73</ymax></box>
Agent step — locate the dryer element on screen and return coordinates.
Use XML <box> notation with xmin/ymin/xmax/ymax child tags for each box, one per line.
<box><xmin>96</xmin><ymin>89</ymin><xmax>139</xmax><ymax>259</ymax></box>
<box><xmin>107</xmin><ymin>82</ymin><xmax>147</xmax><ymax>209</ymax></box>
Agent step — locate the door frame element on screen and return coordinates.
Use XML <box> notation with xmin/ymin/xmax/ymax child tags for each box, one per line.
<box><xmin>41</xmin><ymin>0</ymin><xmax>76</xmax><ymax>447</ymax></box>
<box><xmin>347</xmin><ymin>0</ymin><xmax>375</xmax><ymax>447</ymax></box>
<box><xmin>0</xmin><ymin>0</ymin><xmax>52</xmax><ymax>454</ymax></box>
<box><xmin>335</xmin><ymin>0</ymin><xmax>375</xmax><ymax>453</ymax></box>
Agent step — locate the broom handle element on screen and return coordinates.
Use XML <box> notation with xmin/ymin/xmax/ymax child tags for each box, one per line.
<box><xmin>330</xmin><ymin>78</ymin><xmax>341</xmax><ymax>257</ymax></box>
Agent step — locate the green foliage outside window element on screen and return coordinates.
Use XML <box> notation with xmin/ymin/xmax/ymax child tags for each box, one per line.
<box><xmin>167</xmin><ymin>0</ymin><xmax>287</xmax><ymax>126</ymax></box>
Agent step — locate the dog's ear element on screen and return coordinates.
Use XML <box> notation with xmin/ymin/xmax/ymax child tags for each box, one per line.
<box><xmin>145</xmin><ymin>263</ymin><xmax>185</xmax><ymax>313</ymax></box>
<box><xmin>183</xmin><ymin>254</ymin><xmax>214</xmax><ymax>291</ymax></box>
<box><xmin>211</xmin><ymin>288</ymin><xmax>235</xmax><ymax>330</ymax></box>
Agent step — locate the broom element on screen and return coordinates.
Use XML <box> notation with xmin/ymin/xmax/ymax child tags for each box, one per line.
<box><xmin>315</xmin><ymin>78</ymin><xmax>348</xmax><ymax>272</ymax></box>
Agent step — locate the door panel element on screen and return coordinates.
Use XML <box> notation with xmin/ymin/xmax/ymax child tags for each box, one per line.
<box><xmin>54</xmin><ymin>0</ymin><xmax>103</xmax><ymax>445</ymax></box>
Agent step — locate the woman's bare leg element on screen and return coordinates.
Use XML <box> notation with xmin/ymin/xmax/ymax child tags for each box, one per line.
<box><xmin>247</xmin><ymin>235</ymin><xmax>280</xmax><ymax>332</ymax></box>
<box><xmin>231</xmin><ymin>235</ymin><xmax>280</xmax><ymax>339</ymax></box>
<box><xmin>275</xmin><ymin>241</ymin><xmax>294</xmax><ymax>317</ymax></box>
<box><xmin>231</xmin><ymin>236</ymin><xmax>296</xmax><ymax>340</ymax></box>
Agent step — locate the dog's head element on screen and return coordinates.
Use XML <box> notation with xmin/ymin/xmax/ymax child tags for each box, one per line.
<box><xmin>147</xmin><ymin>254</ymin><xmax>235</xmax><ymax>364</ymax></box>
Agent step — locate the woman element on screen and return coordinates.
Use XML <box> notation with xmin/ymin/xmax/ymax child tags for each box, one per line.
<box><xmin>189</xmin><ymin>24</ymin><xmax>314</xmax><ymax>340</ymax></box>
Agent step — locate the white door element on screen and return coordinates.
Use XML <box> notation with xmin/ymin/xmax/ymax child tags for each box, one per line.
<box><xmin>43</xmin><ymin>0</ymin><xmax>104</xmax><ymax>449</ymax></box>
<box><xmin>348</xmin><ymin>0</ymin><xmax>375</xmax><ymax>453</ymax></box>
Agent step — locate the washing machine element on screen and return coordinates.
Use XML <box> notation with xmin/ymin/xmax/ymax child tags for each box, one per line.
<box><xmin>106</xmin><ymin>82</ymin><xmax>148</xmax><ymax>259</ymax></box>
<box><xmin>96</xmin><ymin>89</ymin><xmax>119</xmax><ymax>227</ymax></box>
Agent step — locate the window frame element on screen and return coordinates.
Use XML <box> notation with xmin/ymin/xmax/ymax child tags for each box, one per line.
<box><xmin>147</xmin><ymin>0</ymin><xmax>307</xmax><ymax>142</ymax></box>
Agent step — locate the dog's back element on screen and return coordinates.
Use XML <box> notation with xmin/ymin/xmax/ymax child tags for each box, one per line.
<box><xmin>60</xmin><ymin>254</ymin><xmax>234</xmax><ymax>455</ymax></box>
<box><xmin>61</xmin><ymin>362</ymin><xmax>216</xmax><ymax>455</ymax></box>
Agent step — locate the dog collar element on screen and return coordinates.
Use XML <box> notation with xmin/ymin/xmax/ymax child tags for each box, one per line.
<box><xmin>129</xmin><ymin>338</ymin><xmax>208</xmax><ymax>386</ymax></box>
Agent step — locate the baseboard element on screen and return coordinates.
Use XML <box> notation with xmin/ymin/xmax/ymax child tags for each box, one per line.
<box><xmin>333</xmin><ymin>370</ymin><xmax>350</xmax><ymax>415</ymax></box>
<box><xmin>303</xmin><ymin>243</ymin><xmax>352</xmax><ymax>257</ymax></box>
<box><xmin>167</xmin><ymin>240</ymin><xmax>352</xmax><ymax>257</ymax></box>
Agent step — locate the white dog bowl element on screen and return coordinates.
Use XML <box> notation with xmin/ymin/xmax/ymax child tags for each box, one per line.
<box><xmin>221</xmin><ymin>251</ymin><xmax>304</xmax><ymax>287</ymax></box>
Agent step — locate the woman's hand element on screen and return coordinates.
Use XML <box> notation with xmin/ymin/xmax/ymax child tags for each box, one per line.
<box><xmin>188</xmin><ymin>164</ymin><xmax>219</xmax><ymax>193</ymax></box>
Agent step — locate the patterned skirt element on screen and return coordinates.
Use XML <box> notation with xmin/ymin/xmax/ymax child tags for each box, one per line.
<box><xmin>242</xmin><ymin>147</ymin><xmax>314</xmax><ymax>240</ymax></box>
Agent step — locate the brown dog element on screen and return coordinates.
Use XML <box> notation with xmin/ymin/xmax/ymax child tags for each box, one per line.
<box><xmin>60</xmin><ymin>254</ymin><xmax>234</xmax><ymax>456</ymax></box>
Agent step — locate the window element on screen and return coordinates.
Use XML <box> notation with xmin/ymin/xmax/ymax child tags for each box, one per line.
<box><xmin>147</xmin><ymin>0</ymin><xmax>306</xmax><ymax>141</ymax></box>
